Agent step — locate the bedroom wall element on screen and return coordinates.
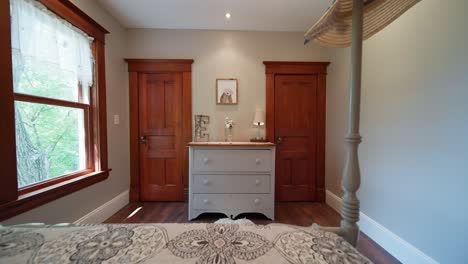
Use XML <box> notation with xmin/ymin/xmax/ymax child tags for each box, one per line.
<box><xmin>3</xmin><ymin>0</ymin><xmax>130</xmax><ymax>224</ymax></box>
<box><xmin>126</xmin><ymin>29</ymin><xmax>330</xmax><ymax>141</ymax></box>
<box><xmin>326</xmin><ymin>0</ymin><xmax>468</xmax><ymax>263</ymax></box>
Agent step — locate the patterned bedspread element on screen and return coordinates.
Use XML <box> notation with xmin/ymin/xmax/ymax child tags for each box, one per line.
<box><xmin>0</xmin><ymin>222</ymin><xmax>372</xmax><ymax>264</ymax></box>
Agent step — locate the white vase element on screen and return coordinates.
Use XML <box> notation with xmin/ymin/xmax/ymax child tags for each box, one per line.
<box><xmin>225</xmin><ymin>127</ymin><xmax>233</xmax><ymax>142</ymax></box>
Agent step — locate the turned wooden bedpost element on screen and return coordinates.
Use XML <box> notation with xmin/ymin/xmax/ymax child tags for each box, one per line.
<box><xmin>340</xmin><ymin>0</ymin><xmax>363</xmax><ymax>246</ymax></box>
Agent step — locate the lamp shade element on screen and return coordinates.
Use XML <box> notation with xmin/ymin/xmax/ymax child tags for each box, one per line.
<box><xmin>253</xmin><ymin>110</ymin><xmax>265</xmax><ymax>126</ymax></box>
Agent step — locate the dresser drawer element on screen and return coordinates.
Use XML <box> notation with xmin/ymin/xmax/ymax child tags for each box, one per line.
<box><xmin>192</xmin><ymin>174</ymin><xmax>270</xmax><ymax>194</ymax></box>
<box><xmin>192</xmin><ymin>194</ymin><xmax>272</xmax><ymax>210</ymax></box>
<box><xmin>193</xmin><ymin>149</ymin><xmax>271</xmax><ymax>172</ymax></box>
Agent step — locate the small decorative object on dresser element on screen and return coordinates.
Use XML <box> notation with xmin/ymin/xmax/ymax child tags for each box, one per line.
<box><xmin>252</xmin><ymin>109</ymin><xmax>265</xmax><ymax>141</ymax></box>
<box><xmin>188</xmin><ymin>142</ymin><xmax>276</xmax><ymax>220</ymax></box>
<box><xmin>216</xmin><ymin>79</ymin><xmax>238</xmax><ymax>105</ymax></box>
<box><xmin>194</xmin><ymin>115</ymin><xmax>210</xmax><ymax>142</ymax></box>
<box><xmin>224</xmin><ymin>117</ymin><xmax>234</xmax><ymax>142</ymax></box>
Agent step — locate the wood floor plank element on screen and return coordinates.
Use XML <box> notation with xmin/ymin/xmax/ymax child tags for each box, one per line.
<box><xmin>105</xmin><ymin>202</ymin><xmax>400</xmax><ymax>264</ymax></box>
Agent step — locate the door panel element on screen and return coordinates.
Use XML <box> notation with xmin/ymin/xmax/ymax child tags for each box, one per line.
<box><xmin>275</xmin><ymin>74</ymin><xmax>318</xmax><ymax>201</ymax></box>
<box><xmin>139</xmin><ymin>73</ymin><xmax>183</xmax><ymax>201</ymax></box>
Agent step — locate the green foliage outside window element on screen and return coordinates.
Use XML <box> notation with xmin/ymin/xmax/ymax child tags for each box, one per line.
<box><xmin>15</xmin><ymin>66</ymin><xmax>85</xmax><ymax>188</ymax></box>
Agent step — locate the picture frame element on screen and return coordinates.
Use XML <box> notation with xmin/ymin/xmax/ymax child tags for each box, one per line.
<box><xmin>216</xmin><ymin>78</ymin><xmax>238</xmax><ymax>105</ymax></box>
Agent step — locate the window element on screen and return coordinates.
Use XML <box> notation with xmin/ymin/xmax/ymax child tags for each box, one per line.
<box><xmin>0</xmin><ymin>0</ymin><xmax>109</xmax><ymax>220</ymax></box>
<box><xmin>12</xmin><ymin>0</ymin><xmax>94</xmax><ymax>189</ymax></box>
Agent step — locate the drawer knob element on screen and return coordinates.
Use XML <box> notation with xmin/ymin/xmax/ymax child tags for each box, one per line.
<box><xmin>203</xmin><ymin>199</ymin><xmax>209</xmax><ymax>204</ymax></box>
<box><xmin>203</xmin><ymin>179</ymin><xmax>210</xmax><ymax>185</ymax></box>
<box><xmin>255</xmin><ymin>179</ymin><xmax>261</xmax><ymax>185</ymax></box>
<box><xmin>255</xmin><ymin>158</ymin><xmax>261</xmax><ymax>164</ymax></box>
<box><xmin>254</xmin><ymin>199</ymin><xmax>260</xmax><ymax>204</ymax></box>
<box><xmin>203</xmin><ymin>157</ymin><xmax>210</xmax><ymax>164</ymax></box>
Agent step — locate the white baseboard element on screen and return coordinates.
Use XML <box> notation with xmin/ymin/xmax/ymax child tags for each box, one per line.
<box><xmin>325</xmin><ymin>190</ymin><xmax>438</xmax><ymax>264</ymax></box>
<box><xmin>325</xmin><ymin>189</ymin><xmax>342</xmax><ymax>213</ymax></box>
<box><xmin>74</xmin><ymin>190</ymin><xmax>129</xmax><ymax>224</ymax></box>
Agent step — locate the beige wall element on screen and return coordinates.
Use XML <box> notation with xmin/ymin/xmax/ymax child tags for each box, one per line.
<box><xmin>127</xmin><ymin>29</ymin><xmax>330</xmax><ymax>141</ymax></box>
<box><xmin>3</xmin><ymin>0</ymin><xmax>130</xmax><ymax>224</ymax></box>
<box><xmin>326</xmin><ymin>0</ymin><xmax>468</xmax><ymax>262</ymax></box>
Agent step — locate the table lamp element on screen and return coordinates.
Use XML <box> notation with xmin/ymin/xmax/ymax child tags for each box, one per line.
<box><xmin>252</xmin><ymin>110</ymin><xmax>265</xmax><ymax>141</ymax></box>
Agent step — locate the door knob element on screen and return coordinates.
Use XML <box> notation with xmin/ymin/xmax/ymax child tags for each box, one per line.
<box><xmin>139</xmin><ymin>136</ymin><xmax>147</xmax><ymax>144</ymax></box>
<box><xmin>276</xmin><ymin>136</ymin><xmax>283</xmax><ymax>145</ymax></box>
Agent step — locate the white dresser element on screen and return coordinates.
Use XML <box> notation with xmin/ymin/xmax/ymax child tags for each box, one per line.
<box><xmin>188</xmin><ymin>142</ymin><xmax>275</xmax><ymax>220</ymax></box>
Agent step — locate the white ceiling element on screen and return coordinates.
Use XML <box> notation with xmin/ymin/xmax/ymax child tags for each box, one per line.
<box><xmin>98</xmin><ymin>0</ymin><xmax>333</xmax><ymax>32</ymax></box>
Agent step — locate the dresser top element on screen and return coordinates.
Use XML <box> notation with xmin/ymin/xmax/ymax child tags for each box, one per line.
<box><xmin>188</xmin><ymin>141</ymin><xmax>275</xmax><ymax>147</ymax></box>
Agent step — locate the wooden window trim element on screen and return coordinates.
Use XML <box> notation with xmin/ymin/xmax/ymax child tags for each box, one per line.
<box><xmin>18</xmin><ymin>169</ymin><xmax>94</xmax><ymax>195</ymax></box>
<box><xmin>0</xmin><ymin>0</ymin><xmax>110</xmax><ymax>221</ymax></box>
<box><xmin>14</xmin><ymin>92</ymin><xmax>96</xmax><ymax>196</ymax></box>
<box><xmin>14</xmin><ymin>93</ymin><xmax>91</xmax><ymax>109</ymax></box>
<box><xmin>0</xmin><ymin>169</ymin><xmax>110</xmax><ymax>221</ymax></box>
<box><xmin>0</xmin><ymin>0</ymin><xmax>18</xmax><ymax>204</ymax></box>
<box><xmin>40</xmin><ymin>0</ymin><xmax>109</xmax><ymax>43</ymax></box>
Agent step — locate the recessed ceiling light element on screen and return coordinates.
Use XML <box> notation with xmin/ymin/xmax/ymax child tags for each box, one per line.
<box><xmin>225</xmin><ymin>12</ymin><xmax>231</xmax><ymax>19</ymax></box>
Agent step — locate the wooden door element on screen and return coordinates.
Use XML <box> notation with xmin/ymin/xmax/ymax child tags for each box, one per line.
<box><xmin>139</xmin><ymin>73</ymin><xmax>183</xmax><ymax>201</ymax></box>
<box><xmin>274</xmin><ymin>74</ymin><xmax>319</xmax><ymax>201</ymax></box>
<box><xmin>264</xmin><ymin>61</ymin><xmax>328</xmax><ymax>202</ymax></box>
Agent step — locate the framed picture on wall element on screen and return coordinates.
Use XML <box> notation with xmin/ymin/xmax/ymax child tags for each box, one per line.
<box><xmin>216</xmin><ymin>78</ymin><xmax>238</xmax><ymax>105</ymax></box>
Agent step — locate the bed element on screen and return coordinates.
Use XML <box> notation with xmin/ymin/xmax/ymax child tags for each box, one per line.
<box><xmin>0</xmin><ymin>222</ymin><xmax>371</xmax><ymax>264</ymax></box>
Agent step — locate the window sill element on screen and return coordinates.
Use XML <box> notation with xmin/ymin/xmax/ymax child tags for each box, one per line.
<box><xmin>0</xmin><ymin>169</ymin><xmax>111</xmax><ymax>221</ymax></box>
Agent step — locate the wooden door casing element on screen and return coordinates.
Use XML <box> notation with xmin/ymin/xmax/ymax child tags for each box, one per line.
<box><xmin>127</xmin><ymin>59</ymin><xmax>193</xmax><ymax>202</ymax></box>
<box><xmin>264</xmin><ymin>61</ymin><xmax>329</xmax><ymax>202</ymax></box>
<box><xmin>139</xmin><ymin>73</ymin><xmax>183</xmax><ymax>201</ymax></box>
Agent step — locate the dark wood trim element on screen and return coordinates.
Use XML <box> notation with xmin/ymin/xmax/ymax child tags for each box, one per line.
<box><xmin>18</xmin><ymin>169</ymin><xmax>93</xmax><ymax>195</ymax></box>
<box><xmin>265</xmin><ymin>73</ymin><xmax>275</xmax><ymax>143</ymax></box>
<box><xmin>0</xmin><ymin>0</ymin><xmax>18</xmax><ymax>203</ymax></box>
<box><xmin>38</xmin><ymin>0</ymin><xmax>109</xmax><ymax>43</ymax></box>
<box><xmin>90</xmin><ymin>43</ymin><xmax>100</xmax><ymax>172</ymax></box>
<box><xmin>95</xmin><ymin>40</ymin><xmax>109</xmax><ymax>171</ymax></box>
<box><xmin>128</xmin><ymin>72</ymin><xmax>140</xmax><ymax>202</ymax></box>
<box><xmin>263</xmin><ymin>61</ymin><xmax>330</xmax><ymax>75</ymax></box>
<box><xmin>127</xmin><ymin>59</ymin><xmax>193</xmax><ymax>202</ymax></box>
<box><xmin>125</xmin><ymin>59</ymin><xmax>194</xmax><ymax>73</ymax></box>
<box><xmin>187</xmin><ymin>142</ymin><xmax>276</xmax><ymax>147</ymax></box>
<box><xmin>182</xmin><ymin>72</ymin><xmax>192</xmax><ymax>201</ymax></box>
<box><xmin>264</xmin><ymin>61</ymin><xmax>329</xmax><ymax>202</ymax></box>
<box><xmin>0</xmin><ymin>1</ymin><xmax>110</xmax><ymax>219</ymax></box>
<box><xmin>125</xmin><ymin>59</ymin><xmax>195</xmax><ymax>64</ymax></box>
<box><xmin>77</xmin><ymin>82</ymin><xmax>84</xmax><ymax>103</ymax></box>
<box><xmin>0</xmin><ymin>170</ymin><xmax>110</xmax><ymax>221</ymax></box>
<box><xmin>14</xmin><ymin>93</ymin><xmax>90</xmax><ymax>109</ymax></box>
<box><xmin>84</xmin><ymin>105</ymin><xmax>95</xmax><ymax>171</ymax></box>
<box><xmin>316</xmin><ymin>73</ymin><xmax>327</xmax><ymax>202</ymax></box>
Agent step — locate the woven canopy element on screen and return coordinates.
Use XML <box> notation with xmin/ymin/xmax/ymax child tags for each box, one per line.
<box><xmin>304</xmin><ymin>0</ymin><xmax>421</xmax><ymax>47</ymax></box>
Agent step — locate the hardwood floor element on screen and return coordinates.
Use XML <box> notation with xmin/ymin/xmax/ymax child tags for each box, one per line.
<box><xmin>106</xmin><ymin>202</ymin><xmax>400</xmax><ymax>264</ymax></box>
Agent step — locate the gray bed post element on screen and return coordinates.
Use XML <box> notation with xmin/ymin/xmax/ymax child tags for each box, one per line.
<box><xmin>340</xmin><ymin>0</ymin><xmax>364</xmax><ymax>246</ymax></box>
<box><xmin>313</xmin><ymin>0</ymin><xmax>364</xmax><ymax>246</ymax></box>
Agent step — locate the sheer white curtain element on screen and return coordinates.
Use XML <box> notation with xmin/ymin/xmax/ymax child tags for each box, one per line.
<box><xmin>10</xmin><ymin>0</ymin><xmax>94</xmax><ymax>101</ymax></box>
